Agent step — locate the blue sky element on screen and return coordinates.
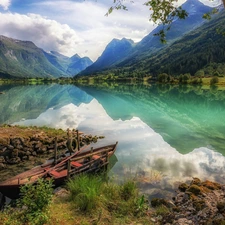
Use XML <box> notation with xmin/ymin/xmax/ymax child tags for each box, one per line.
<box><xmin>0</xmin><ymin>0</ymin><xmax>222</xmax><ymax>61</ymax></box>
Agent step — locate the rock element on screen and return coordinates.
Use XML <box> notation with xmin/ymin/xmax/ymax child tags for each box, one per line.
<box><xmin>202</xmin><ymin>180</ymin><xmax>222</xmax><ymax>190</ymax></box>
<box><xmin>216</xmin><ymin>201</ymin><xmax>225</xmax><ymax>213</ymax></box>
<box><xmin>178</xmin><ymin>183</ymin><xmax>189</xmax><ymax>192</ymax></box>
<box><xmin>161</xmin><ymin>178</ymin><xmax>225</xmax><ymax>225</ymax></box>
<box><xmin>190</xmin><ymin>177</ymin><xmax>201</xmax><ymax>186</ymax></box>
<box><xmin>187</xmin><ymin>184</ymin><xmax>201</xmax><ymax>195</ymax></box>
<box><xmin>7</xmin><ymin>157</ymin><xmax>21</xmax><ymax>164</ymax></box>
<box><xmin>151</xmin><ymin>198</ymin><xmax>168</xmax><ymax>207</ymax></box>
<box><xmin>0</xmin><ymin>163</ymin><xmax>5</xmax><ymax>170</ymax></box>
<box><xmin>0</xmin><ymin>156</ymin><xmax>5</xmax><ymax>163</ymax></box>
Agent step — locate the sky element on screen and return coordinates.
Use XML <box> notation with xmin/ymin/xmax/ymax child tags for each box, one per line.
<box><xmin>0</xmin><ymin>0</ymin><xmax>222</xmax><ymax>61</ymax></box>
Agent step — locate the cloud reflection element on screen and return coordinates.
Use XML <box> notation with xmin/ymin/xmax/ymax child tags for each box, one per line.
<box><xmin>15</xmin><ymin>99</ymin><xmax>225</xmax><ymax>187</ymax></box>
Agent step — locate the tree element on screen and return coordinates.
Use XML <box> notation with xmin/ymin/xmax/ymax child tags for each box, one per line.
<box><xmin>107</xmin><ymin>0</ymin><xmax>224</xmax><ymax>42</ymax></box>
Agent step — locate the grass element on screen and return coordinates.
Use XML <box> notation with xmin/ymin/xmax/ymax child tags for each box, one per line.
<box><xmin>51</xmin><ymin>174</ymin><xmax>153</xmax><ymax>224</ymax></box>
<box><xmin>0</xmin><ymin>174</ymin><xmax>153</xmax><ymax>225</ymax></box>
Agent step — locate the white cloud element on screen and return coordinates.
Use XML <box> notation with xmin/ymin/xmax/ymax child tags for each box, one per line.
<box><xmin>0</xmin><ymin>0</ymin><xmax>11</xmax><ymax>10</ymax></box>
<box><xmin>1</xmin><ymin>0</ymin><xmax>154</xmax><ymax>61</ymax></box>
<box><xmin>0</xmin><ymin>12</ymin><xmax>84</xmax><ymax>57</ymax></box>
<box><xmin>15</xmin><ymin>99</ymin><xmax>225</xmax><ymax>185</ymax></box>
<box><xmin>0</xmin><ymin>0</ymin><xmax>222</xmax><ymax>60</ymax></box>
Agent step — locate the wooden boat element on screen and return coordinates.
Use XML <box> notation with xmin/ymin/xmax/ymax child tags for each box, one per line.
<box><xmin>0</xmin><ymin>142</ymin><xmax>118</xmax><ymax>199</ymax></box>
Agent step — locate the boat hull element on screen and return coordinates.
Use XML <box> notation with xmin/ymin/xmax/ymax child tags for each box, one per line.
<box><xmin>0</xmin><ymin>143</ymin><xmax>118</xmax><ymax>199</ymax></box>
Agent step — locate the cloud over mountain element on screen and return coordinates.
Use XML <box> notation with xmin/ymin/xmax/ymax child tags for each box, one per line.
<box><xmin>0</xmin><ymin>12</ymin><xmax>83</xmax><ymax>57</ymax></box>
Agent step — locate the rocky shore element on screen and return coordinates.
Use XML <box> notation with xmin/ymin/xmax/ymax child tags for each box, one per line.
<box><xmin>150</xmin><ymin>178</ymin><xmax>225</xmax><ymax>225</ymax></box>
<box><xmin>1</xmin><ymin>125</ymin><xmax>225</xmax><ymax>224</ymax></box>
<box><xmin>0</xmin><ymin>125</ymin><xmax>103</xmax><ymax>180</ymax></box>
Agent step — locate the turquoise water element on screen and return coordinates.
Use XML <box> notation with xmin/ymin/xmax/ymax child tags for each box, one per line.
<box><xmin>1</xmin><ymin>83</ymin><xmax>225</xmax><ymax>197</ymax></box>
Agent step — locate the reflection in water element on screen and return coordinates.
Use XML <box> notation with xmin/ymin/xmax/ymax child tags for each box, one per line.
<box><xmin>1</xmin><ymin>83</ymin><xmax>225</xmax><ymax>197</ymax></box>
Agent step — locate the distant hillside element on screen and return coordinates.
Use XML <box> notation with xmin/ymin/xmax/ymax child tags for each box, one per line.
<box><xmin>118</xmin><ymin>0</ymin><xmax>214</xmax><ymax>69</ymax></box>
<box><xmin>80</xmin><ymin>38</ymin><xmax>135</xmax><ymax>75</ymax></box>
<box><xmin>126</xmin><ymin>10</ymin><xmax>225</xmax><ymax>76</ymax></box>
<box><xmin>67</xmin><ymin>54</ymin><xmax>93</xmax><ymax>75</ymax></box>
<box><xmin>0</xmin><ymin>36</ymin><xmax>93</xmax><ymax>79</ymax></box>
<box><xmin>79</xmin><ymin>0</ymin><xmax>213</xmax><ymax>76</ymax></box>
<box><xmin>44</xmin><ymin>52</ymin><xmax>93</xmax><ymax>76</ymax></box>
<box><xmin>0</xmin><ymin>36</ymin><xmax>67</xmax><ymax>78</ymax></box>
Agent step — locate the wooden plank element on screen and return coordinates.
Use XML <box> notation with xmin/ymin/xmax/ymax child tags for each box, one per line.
<box><xmin>49</xmin><ymin>170</ymin><xmax>67</xmax><ymax>178</ymax></box>
<box><xmin>71</xmin><ymin>161</ymin><xmax>82</xmax><ymax>167</ymax></box>
<box><xmin>92</xmin><ymin>155</ymin><xmax>100</xmax><ymax>160</ymax></box>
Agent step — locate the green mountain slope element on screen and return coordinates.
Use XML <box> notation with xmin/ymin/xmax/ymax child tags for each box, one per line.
<box><xmin>44</xmin><ymin>52</ymin><xmax>93</xmax><ymax>76</ymax></box>
<box><xmin>0</xmin><ymin>36</ymin><xmax>67</xmax><ymax>78</ymax></box>
<box><xmin>118</xmin><ymin>10</ymin><xmax>225</xmax><ymax>77</ymax></box>
<box><xmin>79</xmin><ymin>0</ymin><xmax>213</xmax><ymax>77</ymax></box>
<box><xmin>80</xmin><ymin>38</ymin><xmax>135</xmax><ymax>75</ymax></box>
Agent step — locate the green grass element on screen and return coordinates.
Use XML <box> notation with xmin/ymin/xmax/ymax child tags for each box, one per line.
<box><xmin>67</xmin><ymin>174</ymin><xmax>103</xmax><ymax>213</ymax></box>
<box><xmin>0</xmin><ymin>174</ymin><xmax>153</xmax><ymax>225</ymax></box>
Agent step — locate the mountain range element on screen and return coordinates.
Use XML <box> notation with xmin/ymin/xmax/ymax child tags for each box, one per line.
<box><xmin>0</xmin><ymin>0</ymin><xmax>224</xmax><ymax>79</ymax></box>
<box><xmin>80</xmin><ymin>0</ymin><xmax>215</xmax><ymax>76</ymax></box>
<box><xmin>0</xmin><ymin>36</ymin><xmax>93</xmax><ymax>79</ymax></box>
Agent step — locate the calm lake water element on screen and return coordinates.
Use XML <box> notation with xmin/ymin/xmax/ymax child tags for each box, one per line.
<box><xmin>1</xmin><ymin>83</ymin><xmax>225</xmax><ymax>198</ymax></box>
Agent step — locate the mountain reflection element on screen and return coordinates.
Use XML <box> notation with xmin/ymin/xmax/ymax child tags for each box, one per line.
<box><xmin>14</xmin><ymin>98</ymin><xmax>225</xmax><ymax>189</ymax></box>
<box><xmin>1</xmin><ymin>83</ymin><xmax>225</xmax><ymax>192</ymax></box>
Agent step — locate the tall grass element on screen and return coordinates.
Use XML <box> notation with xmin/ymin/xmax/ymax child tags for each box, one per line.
<box><xmin>67</xmin><ymin>174</ymin><xmax>104</xmax><ymax>212</ymax></box>
<box><xmin>67</xmin><ymin>174</ymin><xmax>148</xmax><ymax>218</ymax></box>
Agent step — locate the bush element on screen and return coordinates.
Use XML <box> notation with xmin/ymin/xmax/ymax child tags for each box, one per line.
<box><xmin>158</xmin><ymin>73</ymin><xmax>169</xmax><ymax>83</ymax></box>
<box><xmin>0</xmin><ymin>178</ymin><xmax>53</xmax><ymax>225</ymax></box>
<box><xmin>210</xmin><ymin>76</ymin><xmax>219</xmax><ymax>85</ymax></box>
<box><xmin>17</xmin><ymin>178</ymin><xmax>53</xmax><ymax>225</ymax></box>
<box><xmin>179</xmin><ymin>73</ymin><xmax>191</xmax><ymax>84</ymax></box>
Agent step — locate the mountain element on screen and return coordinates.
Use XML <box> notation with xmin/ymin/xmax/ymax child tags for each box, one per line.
<box><xmin>0</xmin><ymin>84</ymin><xmax>93</xmax><ymax>124</ymax></box>
<box><xmin>121</xmin><ymin>9</ymin><xmax>225</xmax><ymax>76</ymax></box>
<box><xmin>44</xmin><ymin>51</ymin><xmax>93</xmax><ymax>76</ymax></box>
<box><xmin>118</xmin><ymin>0</ymin><xmax>213</xmax><ymax>68</ymax></box>
<box><xmin>0</xmin><ymin>36</ymin><xmax>67</xmax><ymax>78</ymax></box>
<box><xmin>80</xmin><ymin>38</ymin><xmax>135</xmax><ymax>75</ymax></box>
<box><xmin>43</xmin><ymin>51</ymin><xmax>70</xmax><ymax>74</ymax></box>
<box><xmin>0</xmin><ymin>36</ymin><xmax>93</xmax><ymax>79</ymax></box>
<box><xmin>67</xmin><ymin>54</ymin><xmax>93</xmax><ymax>75</ymax></box>
<box><xmin>79</xmin><ymin>0</ymin><xmax>213</xmax><ymax>76</ymax></box>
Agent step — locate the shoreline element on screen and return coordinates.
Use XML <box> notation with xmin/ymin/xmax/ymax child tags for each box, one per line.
<box><xmin>0</xmin><ymin>125</ymin><xmax>103</xmax><ymax>181</ymax></box>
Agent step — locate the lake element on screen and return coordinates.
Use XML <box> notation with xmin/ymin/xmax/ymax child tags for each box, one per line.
<box><xmin>1</xmin><ymin>83</ymin><xmax>225</xmax><ymax>198</ymax></box>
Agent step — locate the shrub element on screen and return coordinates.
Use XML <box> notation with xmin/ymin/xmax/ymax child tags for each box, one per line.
<box><xmin>0</xmin><ymin>178</ymin><xmax>53</xmax><ymax>225</ymax></box>
<box><xmin>158</xmin><ymin>73</ymin><xmax>169</xmax><ymax>83</ymax></box>
<box><xmin>210</xmin><ymin>76</ymin><xmax>219</xmax><ymax>85</ymax></box>
<box><xmin>17</xmin><ymin>178</ymin><xmax>53</xmax><ymax>225</ymax></box>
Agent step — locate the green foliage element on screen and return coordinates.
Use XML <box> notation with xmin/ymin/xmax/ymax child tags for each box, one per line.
<box><xmin>195</xmin><ymin>70</ymin><xmax>205</xmax><ymax>77</ymax></box>
<box><xmin>67</xmin><ymin>174</ymin><xmax>103</xmax><ymax>213</ymax></box>
<box><xmin>120</xmin><ymin>179</ymin><xmax>137</xmax><ymax>201</ymax></box>
<box><xmin>16</xmin><ymin>178</ymin><xmax>53</xmax><ymax>225</ymax></box>
<box><xmin>105</xmin><ymin>0</ymin><xmax>127</xmax><ymax>16</ymax></box>
<box><xmin>67</xmin><ymin>174</ymin><xmax>149</xmax><ymax>217</ymax></box>
<box><xmin>203</xmin><ymin>8</ymin><xmax>219</xmax><ymax>20</ymax></box>
<box><xmin>0</xmin><ymin>178</ymin><xmax>53</xmax><ymax>225</ymax></box>
<box><xmin>179</xmin><ymin>73</ymin><xmax>190</xmax><ymax>84</ymax></box>
<box><xmin>109</xmin><ymin>0</ymin><xmax>188</xmax><ymax>42</ymax></box>
<box><xmin>191</xmin><ymin>77</ymin><xmax>202</xmax><ymax>85</ymax></box>
<box><xmin>158</xmin><ymin>73</ymin><xmax>169</xmax><ymax>83</ymax></box>
<box><xmin>210</xmin><ymin>76</ymin><xmax>219</xmax><ymax>85</ymax></box>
